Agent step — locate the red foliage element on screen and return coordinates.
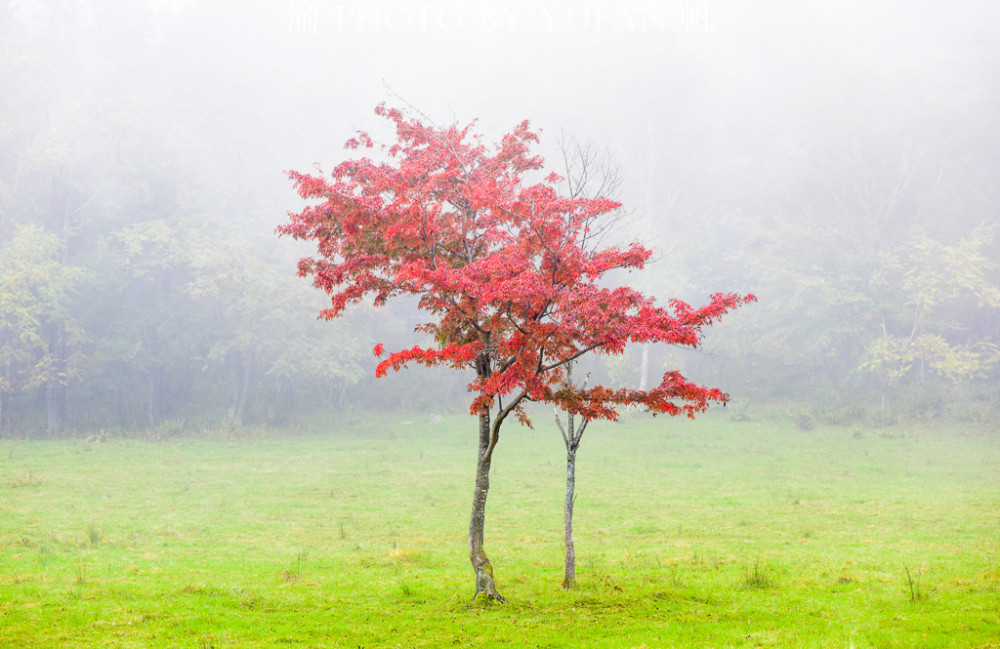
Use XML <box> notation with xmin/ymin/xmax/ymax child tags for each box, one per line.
<box><xmin>279</xmin><ymin>104</ymin><xmax>755</xmax><ymax>422</ymax></box>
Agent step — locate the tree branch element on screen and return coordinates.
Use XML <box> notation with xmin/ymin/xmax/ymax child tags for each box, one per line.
<box><xmin>539</xmin><ymin>342</ymin><xmax>605</xmax><ymax>374</ymax></box>
<box><xmin>485</xmin><ymin>391</ymin><xmax>526</xmax><ymax>464</ymax></box>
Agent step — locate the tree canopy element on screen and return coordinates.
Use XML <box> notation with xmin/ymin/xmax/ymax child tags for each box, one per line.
<box><xmin>280</xmin><ymin>104</ymin><xmax>754</xmax><ymax>424</ymax></box>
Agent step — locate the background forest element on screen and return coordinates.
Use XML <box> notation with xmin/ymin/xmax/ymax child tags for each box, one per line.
<box><xmin>1</xmin><ymin>0</ymin><xmax>998</xmax><ymax>437</ymax></box>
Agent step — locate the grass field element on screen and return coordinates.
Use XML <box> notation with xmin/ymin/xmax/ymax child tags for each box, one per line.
<box><xmin>1</xmin><ymin>413</ymin><xmax>998</xmax><ymax>648</ymax></box>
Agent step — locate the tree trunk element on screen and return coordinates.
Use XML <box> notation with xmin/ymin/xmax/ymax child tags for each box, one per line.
<box><xmin>148</xmin><ymin>366</ymin><xmax>166</xmax><ymax>427</ymax></box>
<box><xmin>46</xmin><ymin>188</ymin><xmax>71</xmax><ymax>435</ymax></box>
<box><xmin>469</xmin><ymin>409</ymin><xmax>505</xmax><ymax>603</ymax></box>
<box><xmin>275</xmin><ymin>375</ymin><xmax>295</xmax><ymax>423</ymax></box>
<box><xmin>232</xmin><ymin>352</ymin><xmax>254</xmax><ymax>424</ymax></box>
<box><xmin>46</xmin><ymin>323</ymin><xmax>68</xmax><ymax>434</ymax></box>
<box><xmin>555</xmin><ymin>396</ymin><xmax>588</xmax><ymax>590</ymax></box>
<box><xmin>563</xmin><ymin>444</ymin><xmax>577</xmax><ymax>589</ymax></box>
<box><xmin>337</xmin><ymin>378</ymin><xmax>348</xmax><ymax>409</ymax></box>
<box><xmin>45</xmin><ymin>381</ymin><xmax>64</xmax><ymax>434</ymax></box>
<box><xmin>115</xmin><ymin>380</ymin><xmax>125</xmax><ymax>427</ymax></box>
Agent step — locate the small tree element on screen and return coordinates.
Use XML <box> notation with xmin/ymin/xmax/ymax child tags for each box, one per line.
<box><xmin>279</xmin><ymin>104</ymin><xmax>754</xmax><ymax>603</ymax></box>
<box><xmin>553</xmin><ymin>363</ymin><xmax>588</xmax><ymax>589</ymax></box>
<box><xmin>549</xmin><ymin>134</ymin><xmax>616</xmax><ymax>590</ymax></box>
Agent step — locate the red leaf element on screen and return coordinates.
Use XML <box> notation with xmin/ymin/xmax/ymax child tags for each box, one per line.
<box><xmin>281</xmin><ymin>104</ymin><xmax>755</xmax><ymax>422</ymax></box>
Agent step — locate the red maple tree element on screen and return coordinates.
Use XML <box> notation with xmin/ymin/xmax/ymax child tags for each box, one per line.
<box><xmin>279</xmin><ymin>104</ymin><xmax>755</xmax><ymax>602</ymax></box>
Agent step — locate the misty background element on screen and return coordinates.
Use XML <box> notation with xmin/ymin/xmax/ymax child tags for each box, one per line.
<box><xmin>1</xmin><ymin>0</ymin><xmax>998</xmax><ymax>435</ymax></box>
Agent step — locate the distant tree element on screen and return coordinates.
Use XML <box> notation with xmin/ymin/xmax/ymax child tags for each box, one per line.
<box><xmin>187</xmin><ymin>230</ymin><xmax>371</xmax><ymax>423</ymax></box>
<box><xmin>0</xmin><ymin>225</ymin><xmax>87</xmax><ymax>434</ymax></box>
<box><xmin>187</xmin><ymin>231</ymin><xmax>287</xmax><ymax>423</ymax></box>
<box><xmin>279</xmin><ymin>104</ymin><xmax>754</xmax><ymax>603</ymax></box>
<box><xmin>96</xmin><ymin>219</ymin><xmax>203</xmax><ymax>427</ymax></box>
<box><xmin>859</xmin><ymin>227</ymin><xmax>1000</xmax><ymax>413</ymax></box>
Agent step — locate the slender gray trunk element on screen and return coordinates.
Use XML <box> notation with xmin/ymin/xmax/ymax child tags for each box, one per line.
<box><xmin>148</xmin><ymin>370</ymin><xmax>158</xmax><ymax>427</ymax></box>
<box><xmin>45</xmin><ymin>382</ymin><xmax>63</xmax><ymax>434</ymax></box>
<box><xmin>337</xmin><ymin>379</ymin><xmax>348</xmax><ymax>409</ymax></box>
<box><xmin>555</xmin><ymin>401</ymin><xmax>588</xmax><ymax>589</ymax></box>
<box><xmin>563</xmin><ymin>442</ymin><xmax>577</xmax><ymax>589</ymax></box>
<box><xmin>275</xmin><ymin>375</ymin><xmax>295</xmax><ymax>422</ymax></box>
<box><xmin>232</xmin><ymin>352</ymin><xmax>254</xmax><ymax>423</ymax></box>
<box><xmin>0</xmin><ymin>362</ymin><xmax>8</xmax><ymax>434</ymax></box>
<box><xmin>46</xmin><ymin>323</ymin><xmax>67</xmax><ymax>434</ymax></box>
<box><xmin>148</xmin><ymin>365</ymin><xmax>168</xmax><ymax>427</ymax></box>
<box><xmin>46</xmin><ymin>189</ymin><xmax>70</xmax><ymax>435</ymax></box>
<box><xmin>115</xmin><ymin>383</ymin><xmax>125</xmax><ymax>427</ymax></box>
<box><xmin>469</xmin><ymin>409</ymin><xmax>505</xmax><ymax>602</ymax></box>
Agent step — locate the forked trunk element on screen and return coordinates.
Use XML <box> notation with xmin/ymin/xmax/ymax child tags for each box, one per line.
<box><xmin>469</xmin><ymin>410</ymin><xmax>505</xmax><ymax>602</ymax></box>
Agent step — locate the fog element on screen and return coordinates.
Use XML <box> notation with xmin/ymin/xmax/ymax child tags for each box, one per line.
<box><xmin>1</xmin><ymin>0</ymin><xmax>998</xmax><ymax>433</ymax></box>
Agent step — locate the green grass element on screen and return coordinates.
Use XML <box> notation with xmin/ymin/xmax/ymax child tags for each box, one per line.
<box><xmin>0</xmin><ymin>413</ymin><xmax>998</xmax><ymax>648</ymax></box>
